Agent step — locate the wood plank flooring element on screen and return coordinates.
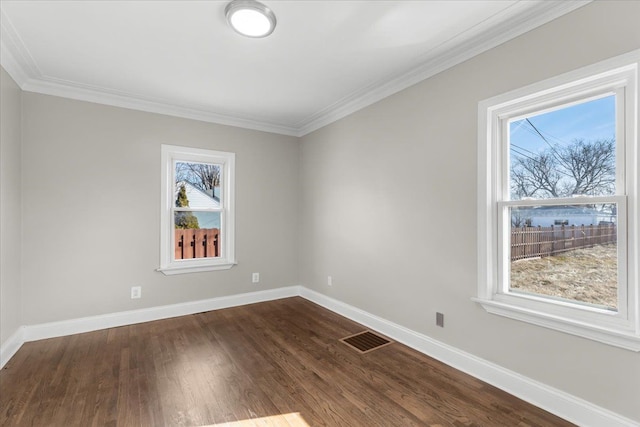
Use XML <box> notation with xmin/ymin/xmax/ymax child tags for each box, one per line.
<box><xmin>0</xmin><ymin>297</ymin><xmax>574</xmax><ymax>426</ymax></box>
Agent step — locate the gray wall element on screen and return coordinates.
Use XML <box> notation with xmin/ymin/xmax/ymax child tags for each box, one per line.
<box><xmin>299</xmin><ymin>1</ymin><xmax>640</xmax><ymax>421</ymax></box>
<box><xmin>0</xmin><ymin>68</ymin><xmax>23</xmax><ymax>345</ymax></box>
<box><xmin>20</xmin><ymin>93</ymin><xmax>299</xmax><ymax>324</ymax></box>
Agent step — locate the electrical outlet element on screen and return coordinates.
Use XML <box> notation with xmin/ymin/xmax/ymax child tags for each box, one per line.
<box><xmin>131</xmin><ymin>286</ymin><xmax>142</xmax><ymax>299</ymax></box>
<box><xmin>436</xmin><ymin>312</ymin><xmax>444</xmax><ymax>327</ymax></box>
<box><xmin>327</xmin><ymin>276</ymin><xmax>333</xmax><ymax>287</ymax></box>
<box><xmin>252</xmin><ymin>272</ymin><xmax>260</xmax><ymax>283</ymax></box>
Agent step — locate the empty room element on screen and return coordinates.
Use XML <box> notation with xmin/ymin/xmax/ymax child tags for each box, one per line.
<box><xmin>1</xmin><ymin>1</ymin><xmax>639</xmax><ymax>426</ymax></box>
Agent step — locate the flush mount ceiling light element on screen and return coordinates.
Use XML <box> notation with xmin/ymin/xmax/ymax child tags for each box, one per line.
<box><xmin>225</xmin><ymin>0</ymin><xmax>277</xmax><ymax>38</ymax></box>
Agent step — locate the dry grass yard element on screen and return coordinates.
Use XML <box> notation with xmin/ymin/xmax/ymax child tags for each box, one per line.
<box><xmin>510</xmin><ymin>244</ymin><xmax>618</xmax><ymax>310</ymax></box>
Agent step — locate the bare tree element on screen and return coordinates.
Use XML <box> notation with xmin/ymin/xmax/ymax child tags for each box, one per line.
<box><xmin>511</xmin><ymin>209</ymin><xmax>531</xmax><ymax>227</ymax></box>
<box><xmin>511</xmin><ymin>152</ymin><xmax>562</xmax><ymax>199</ymax></box>
<box><xmin>510</xmin><ymin>138</ymin><xmax>615</xmax><ymax>199</ymax></box>
<box><xmin>559</xmin><ymin>139</ymin><xmax>615</xmax><ymax>196</ymax></box>
<box><xmin>176</xmin><ymin>162</ymin><xmax>221</xmax><ymax>192</ymax></box>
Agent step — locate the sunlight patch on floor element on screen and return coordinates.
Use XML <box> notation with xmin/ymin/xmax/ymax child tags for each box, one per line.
<box><xmin>202</xmin><ymin>412</ymin><xmax>310</xmax><ymax>426</ymax></box>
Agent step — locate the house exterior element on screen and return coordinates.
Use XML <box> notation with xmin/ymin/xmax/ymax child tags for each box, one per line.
<box><xmin>175</xmin><ymin>181</ymin><xmax>220</xmax><ymax>229</ymax></box>
<box><xmin>513</xmin><ymin>205</ymin><xmax>616</xmax><ymax>227</ymax></box>
<box><xmin>175</xmin><ymin>181</ymin><xmax>220</xmax><ymax>209</ymax></box>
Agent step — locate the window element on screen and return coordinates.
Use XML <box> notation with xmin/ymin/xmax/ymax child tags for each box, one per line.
<box><xmin>476</xmin><ymin>51</ymin><xmax>640</xmax><ymax>351</ymax></box>
<box><xmin>159</xmin><ymin>145</ymin><xmax>235</xmax><ymax>275</ymax></box>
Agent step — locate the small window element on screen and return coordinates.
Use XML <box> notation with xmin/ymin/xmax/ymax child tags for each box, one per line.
<box><xmin>159</xmin><ymin>145</ymin><xmax>235</xmax><ymax>275</ymax></box>
<box><xmin>476</xmin><ymin>51</ymin><xmax>640</xmax><ymax>351</ymax></box>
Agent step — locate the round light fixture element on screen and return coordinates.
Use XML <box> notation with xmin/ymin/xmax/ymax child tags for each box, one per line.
<box><xmin>225</xmin><ymin>0</ymin><xmax>277</xmax><ymax>38</ymax></box>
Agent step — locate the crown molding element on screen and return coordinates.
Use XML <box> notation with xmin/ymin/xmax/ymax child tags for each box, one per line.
<box><xmin>0</xmin><ymin>10</ymin><xmax>30</xmax><ymax>87</ymax></box>
<box><xmin>21</xmin><ymin>76</ymin><xmax>301</xmax><ymax>136</ymax></box>
<box><xmin>295</xmin><ymin>0</ymin><xmax>592</xmax><ymax>136</ymax></box>
<box><xmin>1</xmin><ymin>1</ymin><xmax>591</xmax><ymax>138</ymax></box>
<box><xmin>0</xmin><ymin>7</ymin><xmax>299</xmax><ymax>137</ymax></box>
<box><xmin>0</xmin><ymin>39</ymin><xmax>28</xmax><ymax>86</ymax></box>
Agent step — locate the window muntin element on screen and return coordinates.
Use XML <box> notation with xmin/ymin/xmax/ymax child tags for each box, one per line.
<box><xmin>476</xmin><ymin>51</ymin><xmax>640</xmax><ymax>351</ymax></box>
<box><xmin>159</xmin><ymin>145</ymin><xmax>235</xmax><ymax>275</ymax></box>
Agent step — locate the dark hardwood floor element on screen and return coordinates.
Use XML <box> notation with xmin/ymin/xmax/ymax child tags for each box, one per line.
<box><xmin>0</xmin><ymin>297</ymin><xmax>573</xmax><ymax>426</ymax></box>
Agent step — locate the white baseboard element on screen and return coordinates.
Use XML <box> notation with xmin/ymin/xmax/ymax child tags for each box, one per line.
<box><xmin>0</xmin><ymin>286</ymin><xmax>299</xmax><ymax>368</ymax></box>
<box><xmin>297</xmin><ymin>287</ymin><xmax>639</xmax><ymax>427</ymax></box>
<box><xmin>1</xmin><ymin>285</ymin><xmax>636</xmax><ymax>426</ymax></box>
<box><xmin>23</xmin><ymin>286</ymin><xmax>299</xmax><ymax>343</ymax></box>
<box><xmin>0</xmin><ymin>326</ymin><xmax>24</xmax><ymax>368</ymax></box>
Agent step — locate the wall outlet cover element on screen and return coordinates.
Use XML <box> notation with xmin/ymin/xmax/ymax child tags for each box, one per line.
<box><xmin>436</xmin><ymin>312</ymin><xmax>444</xmax><ymax>327</ymax></box>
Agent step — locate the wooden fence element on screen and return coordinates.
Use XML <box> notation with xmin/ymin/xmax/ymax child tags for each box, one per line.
<box><xmin>511</xmin><ymin>224</ymin><xmax>617</xmax><ymax>261</ymax></box>
<box><xmin>175</xmin><ymin>228</ymin><xmax>219</xmax><ymax>259</ymax></box>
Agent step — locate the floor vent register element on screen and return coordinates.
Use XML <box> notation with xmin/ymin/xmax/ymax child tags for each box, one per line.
<box><xmin>340</xmin><ymin>330</ymin><xmax>393</xmax><ymax>354</ymax></box>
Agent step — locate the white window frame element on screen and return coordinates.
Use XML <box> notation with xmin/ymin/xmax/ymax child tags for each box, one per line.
<box><xmin>475</xmin><ymin>50</ymin><xmax>640</xmax><ymax>351</ymax></box>
<box><xmin>158</xmin><ymin>144</ymin><xmax>236</xmax><ymax>275</ymax></box>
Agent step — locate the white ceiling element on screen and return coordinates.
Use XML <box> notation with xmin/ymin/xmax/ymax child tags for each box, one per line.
<box><xmin>0</xmin><ymin>0</ymin><xmax>589</xmax><ymax>136</ymax></box>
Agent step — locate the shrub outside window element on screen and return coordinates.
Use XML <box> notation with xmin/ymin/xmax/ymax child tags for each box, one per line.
<box><xmin>159</xmin><ymin>145</ymin><xmax>235</xmax><ymax>275</ymax></box>
<box><xmin>476</xmin><ymin>51</ymin><xmax>640</xmax><ymax>351</ymax></box>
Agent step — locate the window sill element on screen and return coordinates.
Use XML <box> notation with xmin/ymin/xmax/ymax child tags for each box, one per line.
<box><xmin>472</xmin><ymin>297</ymin><xmax>640</xmax><ymax>352</ymax></box>
<box><xmin>157</xmin><ymin>262</ymin><xmax>236</xmax><ymax>275</ymax></box>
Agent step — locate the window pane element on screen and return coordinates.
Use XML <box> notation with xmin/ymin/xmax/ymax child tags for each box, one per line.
<box><xmin>509</xmin><ymin>96</ymin><xmax>616</xmax><ymax>200</ymax></box>
<box><xmin>174</xmin><ymin>211</ymin><xmax>221</xmax><ymax>259</ymax></box>
<box><xmin>175</xmin><ymin>161</ymin><xmax>222</xmax><ymax>208</ymax></box>
<box><xmin>509</xmin><ymin>204</ymin><xmax>618</xmax><ymax>311</ymax></box>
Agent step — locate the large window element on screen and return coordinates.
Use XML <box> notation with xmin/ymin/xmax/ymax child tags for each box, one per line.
<box><xmin>159</xmin><ymin>145</ymin><xmax>235</xmax><ymax>275</ymax></box>
<box><xmin>476</xmin><ymin>51</ymin><xmax>640</xmax><ymax>350</ymax></box>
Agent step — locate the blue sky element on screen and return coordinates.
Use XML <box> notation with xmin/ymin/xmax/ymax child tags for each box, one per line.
<box><xmin>509</xmin><ymin>95</ymin><xmax>616</xmax><ymax>156</ymax></box>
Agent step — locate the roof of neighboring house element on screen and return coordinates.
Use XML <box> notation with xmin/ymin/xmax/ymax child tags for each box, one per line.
<box><xmin>175</xmin><ymin>181</ymin><xmax>220</xmax><ymax>209</ymax></box>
